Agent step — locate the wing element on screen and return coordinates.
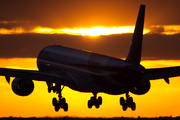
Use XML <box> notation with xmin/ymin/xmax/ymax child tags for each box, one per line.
<box><xmin>0</xmin><ymin>68</ymin><xmax>75</xmax><ymax>87</ymax></box>
<box><xmin>142</xmin><ymin>66</ymin><xmax>180</xmax><ymax>84</ymax></box>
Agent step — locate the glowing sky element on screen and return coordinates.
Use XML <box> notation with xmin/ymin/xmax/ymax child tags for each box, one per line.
<box><xmin>0</xmin><ymin>0</ymin><xmax>180</xmax><ymax>118</ymax></box>
<box><xmin>1</xmin><ymin>59</ymin><xmax>180</xmax><ymax>118</ymax></box>
<box><xmin>1</xmin><ymin>25</ymin><xmax>180</xmax><ymax>36</ymax></box>
<box><xmin>0</xmin><ymin>0</ymin><xmax>180</xmax><ymax>36</ymax></box>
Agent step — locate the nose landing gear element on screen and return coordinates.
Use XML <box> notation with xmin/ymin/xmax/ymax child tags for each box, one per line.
<box><xmin>120</xmin><ymin>92</ymin><xmax>136</xmax><ymax>111</ymax></box>
<box><xmin>88</xmin><ymin>92</ymin><xmax>102</xmax><ymax>109</ymax></box>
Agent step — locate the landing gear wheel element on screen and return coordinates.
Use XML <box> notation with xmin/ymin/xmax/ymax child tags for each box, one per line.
<box><xmin>55</xmin><ymin>104</ymin><xmax>60</xmax><ymax>112</ymax></box>
<box><xmin>90</xmin><ymin>96</ymin><xmax>95</xmax><ymax>102</ymax></box>
<box><xmin>131</xmin><ymin>102</ymin><xmax>136</xmax><ymax>111</ymax></box>
<box><xmin>120</xmin><ymin>92</ymin><xmax>136</xmax><ymax>111</ymax></box>
<box><xmin>48</xmin><ymin>87</ymin><xmax>51</xmax><ymax>93</ymax></box>
<box><xmin>52</xmin><ymin>97</ymin><xmax>57</xmax><ymax>106</ymax></box>
<box><xmin>95</xmin><ymin>101</ymin><xmax>100</xmax><ymax>108</ymax></box>
<box><xmin>126</xmin><ymin>97</ymin><xmax>133</xmax><ymax>105</ymax></box>
<box><xmin>95</xmin><ymin>104</ymin><xmax>100</xmax><ymax>108</ymax></box>
<box><xmin>120</xmin><ymin>97</ymin><xmax>125</xmax><ymax>105</ymax></box>
<box><xmin>63</xmin><ymin>103</ymin><xmax>68</xmax><ymax>112</ymax></box>
<box><xmin>53</xmin><ymin>89</ymin><xmax>56</xmax><ymax>93</ymax></box>
<box><xmin>61</xmin><ymin>98</ymin><xmax>66</xmax><ymax>104</ymax></box>
<box><xmin>128</xmin><ymin>97</ymin><xmax>133</xmax><ymax>103</ymax></box>
<box><xmin>122</xmin><ymin>104</ymin><xmax>127</xmax><ymax>111</ymax></box>
<box><xmin>88</xmin><ymin>92</ymin><xmax>102</xmax><ymax>109</ymax></box>
<box><xmin>88</xmin><ymin>100</ymin><xmax>93</xmax><ymax>109</ymax></box>
<box><xmin>98</xmin><ymin>96</ymin><xmax>102</xmax><ymax>105</ymax></box>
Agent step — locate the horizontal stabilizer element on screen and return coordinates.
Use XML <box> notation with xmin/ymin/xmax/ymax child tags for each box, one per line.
<box><xmin>142</xmin><ymin>66</ymin><xmax>180</xmax><ymax>84</ymax></box>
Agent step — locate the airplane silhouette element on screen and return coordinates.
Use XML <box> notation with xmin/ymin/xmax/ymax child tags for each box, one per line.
<box><xmin>1</xmin><ymin>4</ymin><xmax>180</xmax><ymax>112</ymax></box>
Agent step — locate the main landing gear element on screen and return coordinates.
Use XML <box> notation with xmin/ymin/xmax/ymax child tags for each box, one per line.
<box><xmin>88</xmin><ymin>92</ymin><xmax>102</xmax><ymax>109</ymax></box>
<box><xmin>48</xmin><ymin>83</ymin><xmax>68</xmax><ymax>112</ymax></box>
<box><xmin>120</xmin><ymin>92</ymin><xmax>136</xmax><ymax>111</ymax></box>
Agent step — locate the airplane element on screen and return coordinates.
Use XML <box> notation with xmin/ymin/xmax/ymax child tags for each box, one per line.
<box><xmin>1</xmin><ymin>4</ymin><xmax>180</xmax><ymax>112</ymax></box>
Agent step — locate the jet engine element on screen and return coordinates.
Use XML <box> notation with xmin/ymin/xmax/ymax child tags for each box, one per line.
<box><xmin>12</xmin><ymin>78</ymin><xmax>34</xmax><ymax>96</ymax></box>
<box><xmin>130</xmin><ymin>81</ymin><xmax>150</xmax><ymax>95</ymax></box>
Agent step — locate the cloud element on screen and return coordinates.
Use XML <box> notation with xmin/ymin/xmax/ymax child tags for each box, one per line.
<box><xmin>147</xmin><ymin>26</ymin><xmax>165</xmax><ymax>34</ymax></box>
<box><xmin>1</xmin><ymin>25</ymin><xmax>180</xmax><ymax>35</ymax></box>
<box><xmin>0</xmin><ymin>33</ymin><xmax>180</xmax><ymax>60</ymax></box>
<box><xmin>142</xmin><ymin>34</ymin><xmax>180</xmax><ymax>59</ymax></box>
<box><xmin>0</xmin><ymin>0</ymin><xmax>180</xmax><ymax>60</ymax></box>
<box><xmin>0</xmin><ymin>27</ymin><xmax>24</xmax><ymax>34</ymax></box>
<box><xmin>0</xmin><ymin>21</ymin><xmax>18</xmax><ymax>24</ymax></box>
<box><xmin>0</xmin><ymin>0</ymin><xmax>180</xmax><ymax>28</ymax></box>
<box><xmin>147</xmin><ymin>25</ymin><xmax>180</xmax><ymax>35</ymax></box>
<box><xmin>0</xmin><ymin>21</ymin><xmax>31</xmax><ymax>30</ymax></box>
<box><xmin>0</xmin><ymin>26</ymin><xmax>147</xmax><ymax>35</ymax></box>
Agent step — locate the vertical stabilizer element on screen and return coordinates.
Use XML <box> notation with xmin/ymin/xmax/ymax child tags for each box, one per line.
<box><xmin>126</xmin><ymin>4</ymin><xmax>146</xmax><ymax>64</ymax></box>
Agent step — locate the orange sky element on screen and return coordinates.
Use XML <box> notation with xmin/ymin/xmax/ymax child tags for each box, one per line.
<box><xmin>0</xmin><ymin>58</ymin><xmax>180</xmax><ymax>118</ymax></box>
<box><xmin>1</xmin><ymin>1</ymin><xmax>180</xmax><ymax>32</ymax></box>
<box><xmin>0</xmin><ymin>0</ymin><xmax>180</xmax><ymax>118</ymax></box>
<box><xmin>1</xmin><ymin>1</ymin><xmax>180</xmax><ymax>37</ymax></box>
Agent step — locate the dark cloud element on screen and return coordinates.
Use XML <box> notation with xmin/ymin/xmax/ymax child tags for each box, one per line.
<box><xmin>142</xmin><ymin>34</ymin><xmax>180</xmax><ymax>60</ymax></box>
<box><xmin>0</xmin><ymin>34</ymin><xmax>131</xmax><ymax>58</ymax></box>
<box><xmin>0</xmin><ymin>33</ymin><xmax>180</xmax><ymax>60</ymax></box>
<box><xmin>0</xmin><ymin>0</ymin><xmax>180</xmax><ymax>60</ymax></box>
<box><xmin>0</xmin><ymin>0</ymin><xmax>180</xmax><ymax>29</ymax></box>
<box><xmin>0</xmin><ymin>21</ymin><xmax>31</xmax><ymax>29</ymax></box>
<box><xmin>147</xmin><ymin>26</ymin><xmax>165</xmax><ymax>34</ymax></box>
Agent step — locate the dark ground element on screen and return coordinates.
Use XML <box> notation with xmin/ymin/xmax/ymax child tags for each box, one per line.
<box><xmin>0</xmin><ymin>116</ymin><xmax>180</xmax><ymax>120</ymax></box>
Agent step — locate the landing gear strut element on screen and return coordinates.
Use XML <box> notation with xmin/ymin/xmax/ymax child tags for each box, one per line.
<box><xmin>48</xmin><ymin>84</ymin><xmax>68</xmax><ymax>112</ymax></box>
<box><xmin>120</xmin><ymin>92</ymin><xmax>136</xmax><ymax>111</ymax></box>
<box><xmin>88</xmin><ymin>92</ymin><xmax>102</xmax><ymax>109</ymax></box>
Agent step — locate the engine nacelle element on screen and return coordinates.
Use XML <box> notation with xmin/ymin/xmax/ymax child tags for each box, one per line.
<box><xmin>12</xmin><ymin>78</ymin><xmax>34</xmax><ymax>96</ymax></box>
<box><xmin>130</xmin><ymin>81</ymin><xmax>151</xmax><ymax>95</ymax></box>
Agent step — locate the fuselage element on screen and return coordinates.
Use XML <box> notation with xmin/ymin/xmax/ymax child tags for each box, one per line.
<box><xmin>37</xmin><ymin>45</ymin><xmax>145</xmax><ymax>95</ymax></box>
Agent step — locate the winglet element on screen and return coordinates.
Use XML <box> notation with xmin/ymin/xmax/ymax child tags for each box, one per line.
<box><xmin>126</xmin><ymin>4</ymin><xmax>146</xmax><ymax>64</ymax></box>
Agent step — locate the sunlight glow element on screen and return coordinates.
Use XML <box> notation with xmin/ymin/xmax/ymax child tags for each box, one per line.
<box><xmin>33</xmin><ymin>26</ymin><xmax>150</xmax><ymax>36</ymax></box>
<box><xmin>141</xmin><ymin>60</ymin><xmax>180</xmax><ymax>68</ymax></box>
<box><xmin>149</xmin><ymin>25</ymin><xmax>180</xmax><ymax>35</ymax></box>
<box><xmin>33</xmin><ymin>27</ymin><xmax>64</xmax><ymax>34</ymax></box>
<box><xmin>162</xmin><ymin>25</ymin><xmax>180</xmax><ymax>35</ymax></box>
<box><xmin>1</xmin><ymin>25</ymin><xmax>180</xmax><ymax>36</ymax></box>
<box><xmin>0</xmin><ymin>26</ymin><xmax>150</xmax><ymax>36</ymax></box>
<box><xmin>0</xmin><ymin>27</ymin><xmax>24</xmax><ymax>34</ymax></box>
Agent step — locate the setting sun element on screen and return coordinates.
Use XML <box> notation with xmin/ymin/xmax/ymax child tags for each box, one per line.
<box><xmin>60</xmin><ymin>27</ymin><xmax>150</xmax><ymax>36</ymax></box>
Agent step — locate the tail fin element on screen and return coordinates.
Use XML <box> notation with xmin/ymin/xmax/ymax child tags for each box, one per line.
<box><xmin>125</xmin><ymin>4</ymin><xmax>146</xmax><ymax>64</ymax></box>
